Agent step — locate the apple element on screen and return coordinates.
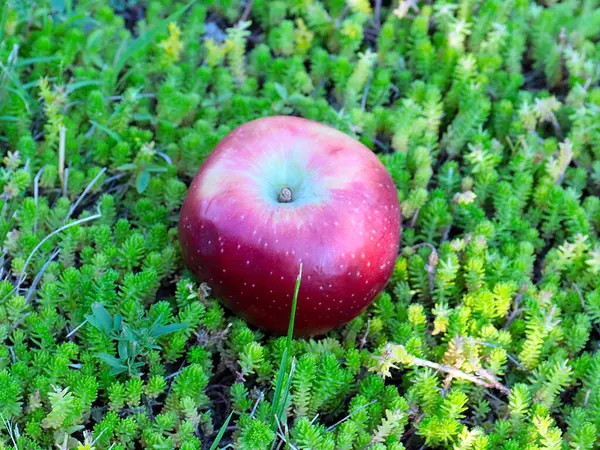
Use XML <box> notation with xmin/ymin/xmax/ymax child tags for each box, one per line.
<box><xmin>179</xmin><ymin>116</ymin><xmax>401</xmax><ymax>337</ymax></box>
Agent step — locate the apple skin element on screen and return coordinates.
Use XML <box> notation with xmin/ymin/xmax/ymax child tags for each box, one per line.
<box><xmin>179</xmin><ymin>116</ymin><xmax>401</xmax><ymax>337</ymax></box>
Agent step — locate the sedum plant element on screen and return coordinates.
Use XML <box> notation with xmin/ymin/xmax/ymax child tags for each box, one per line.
<box><xmin>0</xmin><ymin>0</ymin><xmax>600</xmax><ymax>449</ymax></box>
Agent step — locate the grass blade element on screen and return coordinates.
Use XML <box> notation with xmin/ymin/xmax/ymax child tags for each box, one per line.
<box><xmin>89</xmin><ymin>120</ymin><xmax>122</xmax><ymax>142</ymax></box>
<box><xmin>270</xmin><ymin>263</ymin><xmax>302</xmax><ymax>432</ymax></box>
<box><xmin>15</xmin><ymin>56</ymin><xmax>61</xmax><ymax>67</ymax></box>
<box><xmin>0</xmin><ymin>68</ymin><xmax>33</xmax><ymax>111</ymax></box>
<box><xmin>286</xmin><ymin>264</ymin><xmax>302</xmax><ymax>345</ymax></box>
<box><xmin>0</xmin><ymin>1</ymin><xmax>7</xmax><ymax>44</ymax></box>
<box><xmin>114</xmin><ymin>0</ymin><xmax>196</xmax><ymax>77</ymax></box>
<box><xmin>66</xmin><ymin>79</ymin><xmax>102</xmax><ymax>94</ymax></box>
<box><xmin>0</xmin><ymin>85</ymin><xmax>30</xmax><ymax>110</ymax></box>
<box><xmin>22</xmin><ymin>77</ymin><xmax>58</xmax><ymax>90</ymax></box>
<box><xmin>209</xmin><ymin>411</ymin><xmax>234</xmax><ymax>450</ymax></box>
<box><xmin>278</xmin><ymin>358</ymin><xmax>296</xmax><ymax>421</ymax></box>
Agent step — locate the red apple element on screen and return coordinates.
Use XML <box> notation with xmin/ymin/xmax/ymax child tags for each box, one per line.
<box><xmin>179</xmin><ymin>116</ymin><xmax>401</xmax><ymax>336</ymax></box>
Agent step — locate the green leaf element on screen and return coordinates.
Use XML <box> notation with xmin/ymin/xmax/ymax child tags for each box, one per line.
<box><xmin>15</xmin><ymin>56</ymin><xmax>62</xmax><ymax>67</ymax></box>
<box><xmin>270</xmin><ymin>263</ymin><xmax>302</xmax><ymax>431</ymax></box>
<box><xmin>114</xmin><ymin>0</ymin><xmax>197</xmax><ymax>77</ymax></box>
<box><xmin>22</xmin><ymin>77</ymin><xmax>58</xmax><ymax>89</ymax></box>
<box><xmin>209</xmin><ymin>412</ymin><xmax>234</xmax><ymax>450</ymax></box>
<box><xmin>274</xmin><ymin>83</ymin><xmax>288</xmax><ymax>99</ymax></box>
<box><xmin>120</xmin><ymin>323</ymin><xmax>136</xmax><ymax>342</ymax></box>
<box><xmin>0</xmin><ymin>1</ymin><xmax>7</xmax><ymax>44</ymax></box>
<box><xmin>66</xmin><ymin>80</ymin><xmax>102</xmax><ymax>94</ymax></box>
<box><xmin>118</xmin><ymin>339</ymin><xmax>129</xmax><ymax>360</ymax></box>
<box><xmin>0</xmin><ymin>86</ymin><xmax>31</xmax><ymax>111</ymax></box>
<box><xmin>89</xmin><ymin>120</ymin><xmax>122</xmax><ymax>142</ymax></box>
<box><xmin>149</xmin><ymin>312</ymin><xmax>166</xmax><ymax>331</ymax></box>
<box><xmin>218</xmin><ymin>92</ymin><xmax>233</xmax><ymax>103</ymax></box>
<box><xmin>117</xmin><ymin>163</ymin><xmax>138</xmax><ymax>171</ymax></box>
<box><xmin>113</xmin><ymin>314</ymin><xmax>123</xmax><ymax>331</ymax></box>
<box><xmin>1</xmin><ymin>67</ymin><xmax>34</xmax><ymax>111</ymax></box>
<box><xmin>98</xmin><ymin>353</ymin><xmax>127</xmax><ymax>370</ymax></box>
<box><xmin>151</xmin><ymin>323</ymin><xmax>188</xmax><ymax>338</ymax></box>
<box><xmin>133</xmin><ymin>113</ymin><xmax>153</xmax><ymax>122</ymax></box>
<box><xmin>146</xmin><ymin>166</ymin><xmax>168</xmax><ymax>173</ymax></box>
<box><xmin>51</xmin><ymin>0</ymin><xmax>66</xmax><ymax>13</ymax></box>
<box><xmin>85</xmin><ymin>303</ymin><xmax>113</xmax><ymax>334</ymax></box>
<box><xmin>110</xmin><ymin>366</ymin><xmax>129</xmax><ymax>376</ymax></box>
<box><xmin>136</xmin><ymin>171</ymin><xmax>150</xmax><ymax>193</ymax></box>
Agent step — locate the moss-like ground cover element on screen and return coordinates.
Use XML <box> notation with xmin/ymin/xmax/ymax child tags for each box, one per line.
<box><xmin>1</xmin><ymin>0</ymin><xmax>600</xmax><ymax>449</ymax></box>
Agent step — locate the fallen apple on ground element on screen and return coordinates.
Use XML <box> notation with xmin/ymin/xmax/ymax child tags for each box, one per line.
<box><xmin>179</xmin><ymin>116</ymin><xmax>401</xmax><ymax>336</ymax></box>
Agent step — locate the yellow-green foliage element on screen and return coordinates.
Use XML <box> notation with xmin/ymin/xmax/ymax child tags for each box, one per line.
<box><xmin>1</xmin><ymin>0</ymin><xmax>600</xmax><ymax>449</ymax></box>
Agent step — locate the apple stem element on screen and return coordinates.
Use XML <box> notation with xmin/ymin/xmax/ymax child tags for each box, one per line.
<box><xmin>278</xmin><ymin>187</ymin><xmax>293</xmax><ymax>203</ymax></box>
